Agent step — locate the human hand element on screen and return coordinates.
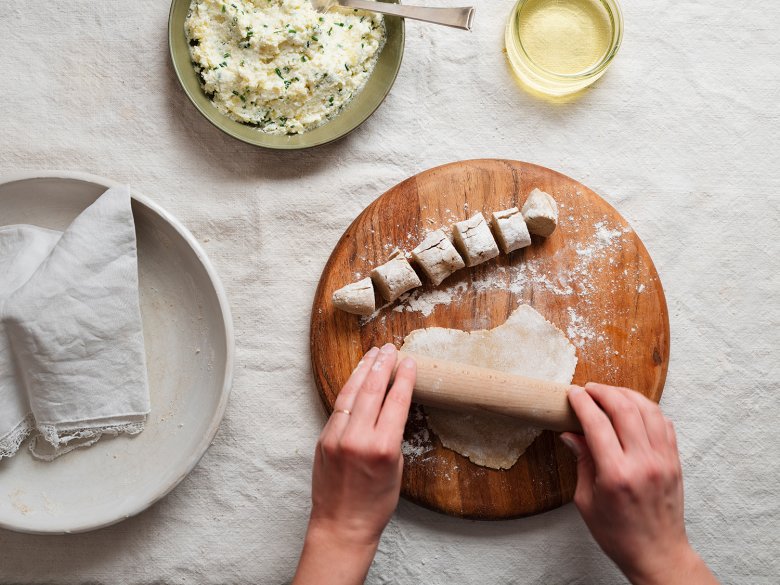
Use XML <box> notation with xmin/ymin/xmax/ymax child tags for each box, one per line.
<box><xmin>293</xmin><ymin>344</ymin><xmax>416</xmax><ymax>585</ymax></box>
<box><xmin>561</xmin><ymin>383</ymin><xmax>718</xmax><ymax>585</ymax></box>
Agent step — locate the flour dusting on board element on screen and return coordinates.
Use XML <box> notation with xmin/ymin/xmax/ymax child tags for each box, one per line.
<box><xmin>361</xmin><ymin>208</ymin><xmax>645</xmax><ymax>380</ymax></box>
<box><xmin>575</xmin><ymin>220</ymin><xmax>624</xmax><ymax>258</ymax></box>
<box><xmin>393</xmin><ymin>209</ymin><xmax>641</xmax><ymax>462</ymax></box>
<box><xmin>394</xmin><ymin>288</ymin><xmax>464</xmax><ymax>317</ymax></box>
<box><xmin>566</xmin><ymin>307</ymin><xmax>596</xmax><ymax>348</ymax></box>
<box><xmin>401</xmin><ymin>405</ymin><xmax>435</xmax><ymax>462</ymax></box>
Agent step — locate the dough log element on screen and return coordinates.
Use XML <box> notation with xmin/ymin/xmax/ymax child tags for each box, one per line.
<box><xmin>521</xmin><ymin>188</ymin><xmax>558</xmax><ymax>237</ymax></box>
<box><xmin>451</xmin><ymin>212</ymin><xmax>500</xmax><ymax>267</ymax></box>
<box><xmin>411</xmin><ymin>229</ymin><xmax>466</xmax><ymax>286</ymax></box>
<box><xmin>370</xmin><ymin>256</ymin><xmax>422</xmax><ymax>302</ymax></box>
<box><xmin>332</xmin><ymin>277</ymin><xmax>375</xmax><ymax>316</ymax></box>
<box><xmin>491</xmin><ymin>207</ymin><xmax>532</xmax><ymax>253</ymax></box>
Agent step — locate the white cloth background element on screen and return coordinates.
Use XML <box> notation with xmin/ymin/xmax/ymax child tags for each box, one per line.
<box><xmin>1</xmin><ymin>0</ymin><xmax>778</xmax><ymax>583</ymax></box>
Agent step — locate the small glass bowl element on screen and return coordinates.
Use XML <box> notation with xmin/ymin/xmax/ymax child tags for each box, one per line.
<box><xmin>505</xmin><ymin>0</ymin><xmax>623</xmax><ymax>97</ymax></box>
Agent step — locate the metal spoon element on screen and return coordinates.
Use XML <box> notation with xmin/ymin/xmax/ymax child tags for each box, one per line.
<box><xmin>309</xmin><ymin>0</ymin><xmax>475</xmax><ymax>31</ymax></box>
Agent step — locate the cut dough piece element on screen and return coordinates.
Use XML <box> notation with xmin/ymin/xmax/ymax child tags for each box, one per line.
<box><xmin>332</xmin><ymin>277</ymin><xmax>375</xmax><ymax>316</ymax></box>
<box><xmin>491</xmin><ymin>207</ymin><xmax>532</xmax><ymax>253</ymax></box>
<box><xmin>411</xmin><ymin>229</ymin><xmax>466</xmax><ymax>286</ymax></box>
<box><xmin>370</xmin><ymin>256</ymin><xmax>422</xmax><ymax>302</ymax></box>
<box><xmin>522</xmin><ymin>188</ymin><xmax>558</xmax><ymax>237</ymax></box>
<box><xmin>451</xmin><ymin>213</ymin><xmax>500</xmax><ymax>267</ymax></box>
<box><xmin>400</xmin><ymin>304</ymin><xmax>577</xmax><ymax>470</ymax></box>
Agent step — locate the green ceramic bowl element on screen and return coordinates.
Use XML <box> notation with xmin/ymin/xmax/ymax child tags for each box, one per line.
<box><xmin>168</xmin><ymin>0</ymin><xmax>405</xmax><ymax>149</ymax></box>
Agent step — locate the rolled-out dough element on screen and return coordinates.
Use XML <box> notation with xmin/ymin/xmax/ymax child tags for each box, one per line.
<box><xmin>400</xmin><ymin>304</ymin><xmax>577</xmax><ymax>469</ymax></box>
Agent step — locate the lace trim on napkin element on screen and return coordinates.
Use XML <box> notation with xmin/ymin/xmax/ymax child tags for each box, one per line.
<box><xmin>0</xmin><ymin>416</ymin><xmax>146</xmax><ymax>461</ymax></box>
<box><xmin>0</xmin><ymin>414</ymin><xmax>34</xmax><ymax>459</ymax></box>
<box><xmin>29</xmin><ymin>420</ymin><xmax>146</xmax><ymax>461</ymax></box>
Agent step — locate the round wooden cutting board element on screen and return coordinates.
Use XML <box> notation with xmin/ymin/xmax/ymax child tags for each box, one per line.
<box><xmin>310</xmin><ymin>159</ymin><xmax>669</xmax><ymax>520</ymax></box>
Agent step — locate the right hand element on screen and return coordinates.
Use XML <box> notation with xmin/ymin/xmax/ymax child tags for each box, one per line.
<box><xmin>561</xmin><ymin>383</ymin><xmax>718</xmax><ymax>585</ymax></box>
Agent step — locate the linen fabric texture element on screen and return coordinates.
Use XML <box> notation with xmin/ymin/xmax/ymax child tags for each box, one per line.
<box><xmin>0</xmin><ymin>186</ymin><xmax>150</xmax><ymax>461</ymax></box>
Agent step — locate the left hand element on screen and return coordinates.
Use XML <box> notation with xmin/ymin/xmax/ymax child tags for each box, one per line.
<box><xmin>293</xmin><ymin>344</ymin><xmax>416</xmax><ymax>585</ymax></box>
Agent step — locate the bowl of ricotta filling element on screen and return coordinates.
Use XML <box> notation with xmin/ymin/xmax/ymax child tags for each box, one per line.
<box><xmin>169</xmin><ymin>0</ymin><xmax>404</xmax><ymax>148</ymax></box>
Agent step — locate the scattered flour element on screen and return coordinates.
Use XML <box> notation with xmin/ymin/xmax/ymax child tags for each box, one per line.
<box><xmin>566</xmin><ymin>307</ymin><xmax>596</xmax><ymax>349</ymax></box>
<box><xmin>575</xmin><ymin>220</ymin><xmax>623</xmax><ymax>258</ymax></box>
<box><xmin>361</xmin><ymin>212</ymin><xmax>642</xmax><ymax>371</ymax></box>
<box><xmin>397</xmin><ymin>289</ymin><xmax>456</xmax><ymax>317</ymax></box>
<box><xmin>401</xmin><ymin>405</ymin><xmax>435</xmax><ymax>459</ymax></box>
<box><xmin>401</xmin><ymin>426</ymin><xmax>432</xmax><ymax>458</ymax></box>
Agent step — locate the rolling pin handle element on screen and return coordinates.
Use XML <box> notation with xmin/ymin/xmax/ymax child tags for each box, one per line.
<box><xmin>395</xmin><ymin>351</ymin><xmax>582</xmax><ymax>433</ymax></box>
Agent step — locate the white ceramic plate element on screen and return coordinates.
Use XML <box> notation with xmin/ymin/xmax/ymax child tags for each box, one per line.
<box><xmin>0</xmin><ymin>171</ymin><xmax>234</xmax><ymax>534</ymax></box>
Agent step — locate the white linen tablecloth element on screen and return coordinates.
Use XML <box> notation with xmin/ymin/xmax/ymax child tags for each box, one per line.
<box><xmin>0</xmin><ymin>0</ymin><xmax>778</xmax><ymax>582</ymax></box>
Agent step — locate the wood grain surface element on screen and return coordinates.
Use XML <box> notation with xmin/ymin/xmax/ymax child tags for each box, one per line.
<box><xmin>310</xmin><ymin>159</ymin><xmax>670</xmax><ymax>520</ymax></box>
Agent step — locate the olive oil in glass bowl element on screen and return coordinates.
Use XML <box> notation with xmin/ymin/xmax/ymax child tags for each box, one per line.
<box><xmin>505</xmin><ymin>0</ymin><xmax>623</xmax><ymax>96</ymax></box>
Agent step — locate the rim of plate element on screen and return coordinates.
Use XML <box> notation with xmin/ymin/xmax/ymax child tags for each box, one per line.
<box><xmin>0</xmin><ymin>170</ymin><xmax>235</xmax><ymax>534</ymax></box>
<box><xmin>167</xmin><ymin>0</ymin><xmax>405</xmax><ymax>150</ymax></box>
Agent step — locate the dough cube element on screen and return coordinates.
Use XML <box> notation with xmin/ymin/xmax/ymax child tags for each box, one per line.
<box><xmin>491</xmin><ymin>207</ymin><xmax>532</xmax><ymax>253</ymax></box>
<box><xmin>370</xmin><ymin>256</ymin><xmax>422</xmax><ymax>302</ymax></box>
<box><xmin>411</xmin><ymin>229</ymin><xmax>466</xmax><ymax>286</ymax></box>
<box><xmin>521</xmin><ymin>188</ymin><xmax>558</xmax><ymax>237</ymax></box>
<box><xmin>451</xmin><ymin>212</ymin><xmax>500</xmax><ymax>267</ymax></box>
<box><xmin>332</xmin><ymin>277</ymin><xmax>376</xmax><ymax>316</ymax></box>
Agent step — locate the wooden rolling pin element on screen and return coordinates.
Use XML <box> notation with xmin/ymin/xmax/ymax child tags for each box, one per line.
<box><xmin>395</xmin><ymin>351</ymin><xmax>582</xmax><ymax>433</ymax></box>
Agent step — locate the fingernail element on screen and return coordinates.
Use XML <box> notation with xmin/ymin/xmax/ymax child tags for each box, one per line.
<box><xmin>402</xmin><ymin>358</ymin><xmax>416</xmax><ymax>369</ymax></box>
<box><xmin>366</xmin><ymin>347</ymin><xmax>380</xmax><ymax>358</ymax></box>
<box><xmin>569</xmin><ymin>385</ymin><xmax>584</xmax><ymax>396</ymax></box>
<box><xmin>380</xmin><ymin>343</ymin><xmax>396</xmax><ymax>354</ymax></box>
<box><xmin>559</xmin><ymin>434</ymin><xmax>581</xmax><ymax>458</ymax></box>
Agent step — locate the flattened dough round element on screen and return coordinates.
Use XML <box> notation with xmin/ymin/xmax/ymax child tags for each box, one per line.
<box><xmin>400</xmin><ymin>304</ymin><xmax>577</xmax><ymax>470</ymax></box>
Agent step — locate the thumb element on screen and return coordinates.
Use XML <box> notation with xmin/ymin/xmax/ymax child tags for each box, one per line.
<box><xmin>560</xmin><ymin>433</ymin><xmax>595</xmax><ymax>509</ymax></box>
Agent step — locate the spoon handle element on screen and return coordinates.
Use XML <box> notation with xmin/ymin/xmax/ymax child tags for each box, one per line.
<box><xmin>339</xmin><ymin>0</ymin><xmax>474</xmax><ymax>30</ymax></box>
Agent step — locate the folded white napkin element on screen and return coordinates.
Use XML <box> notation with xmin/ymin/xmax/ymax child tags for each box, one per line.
<box><xmin>0</xmin><ymin>186</ymin><xmax>150</xmax><ymax>461</ymax></box>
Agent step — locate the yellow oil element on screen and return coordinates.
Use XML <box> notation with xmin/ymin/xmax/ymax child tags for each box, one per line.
<box><xmin>505</xmin><ymin>0</ymin><xmax>620</xmax><ymax>96</ymax></box>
